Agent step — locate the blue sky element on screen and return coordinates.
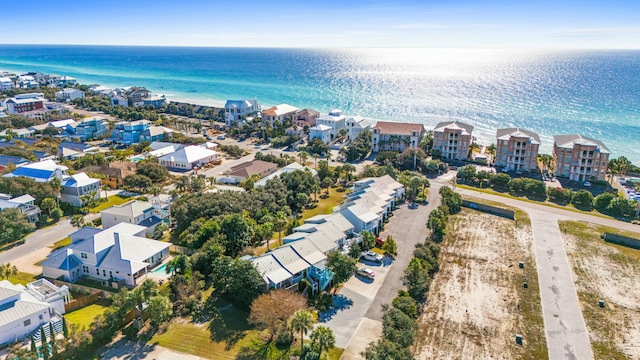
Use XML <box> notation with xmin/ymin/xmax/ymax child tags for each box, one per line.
<box><xmin>2</xmin><ymin>0</ymin><xmax>639</xmax><ymax>48</ymax></box>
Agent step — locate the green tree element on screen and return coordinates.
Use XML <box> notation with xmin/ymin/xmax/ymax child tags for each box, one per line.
<box><xmin>426</xmin><ymin>208</ymin><xmax>447</xmax><ymax>241</ymax></box>
<box><xmin>571</xmin><ymin>189</ymin><xmax>594</xmax><ymax>209</ymax></box>
<box><xmin>392</xmin><ymin>294</ymin><xmax>419</xmax><ymax>319</ymax></box>
<box><xmin>348</xmin><ymin>241</ymin><xmax>362</xmax><ymax>259</ymax></box>
<box><xmin>0</xmin><ymin>208</ymin><xmax>34</xmax><ymax>245</ymax></box>
<box><xmin>0</xmin><ymin>263</ymin><xmax>17</xmax><ymax>280</ymax></box>
<box><xmin>40</xmin><ymin>198</ymin><xmax>57</xmax><ymax>216</ymax></box>
<box><xmin>290</xmin><ymin>310</ymin><xmax>316</xmax><ymax>355</ymax></box>
<box><xmin>70</xmin><ymin>214</ymin><xmax>85</xmax><ymax>229</ymax></box>
<box><xmin>40</xmin><ymin>327</ymin><xmax>48</xmax><ymax>358</ymax></box>
<box><xmin>124</xmin><ymin>174</ymin><xmax>152</xmax><ymax>191</ymax></box>
<box><xmin>220</xmin><ymin>213</ymin><xmax>255</xmax><ymax>257</ymax></box>
<box><xmin>165</xmin><ymin>254</ymin><xmax>191</xmax><ymax>277</ymax></box>
<box><xmin>382</xmin><ymin>307</ymin><xmax>417</xmax><ymax>347</ymax></box>
<box><xmin>327</xmin><ymin>252</ymin><xmax>357</xmax><ymax>284</ymax></box>
<box><xmin>363</xmin><ymin>339</ymin><xmax>414</xmax><ymax>360</ymax></box>
<box><xmin>361</xmin><ymin>230</ymin><xmax>375</xmax><ymax>251</ymax></box>
<box><xmin>457</xmin><ymin>165</ymin><xmax>477</xmax><ymax>183</ymax></box>
<box><xmin>310</xmin><ymin>325</ymin><xmax>336</xmax><ymax>357</ymax></box>
<box><xmin>146</xmin><ymin>295</ymin><xmax>172</xmax><ymax>329</ymax></box>
<box><xmin>403</xmin><ymin>257</ymin><xmax>431</xmax><ymax>301</ymax></box>
<box><xmin>382</xmin><ymin>235</ymin><xmax>398</xmax><ymax>257</ymax></box>
<box><xmin>210</xmin><ymin>257</ymin><xmax>264</xmax><ymax>308</ymax></box>
<box><xmin>594</xmin><ymin>192</ymin><xmax>616</xmax><ymax>212</ymax></box>
<box><xmin>62</xmin><ymin>317</ymin><xmax>68</xmax><ymax>338</ymax></box>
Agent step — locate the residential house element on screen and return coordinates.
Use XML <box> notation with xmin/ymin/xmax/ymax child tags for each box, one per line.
<box><xmin>224</xmin><ymin>98</ymin><xmax>261</xmax><ymax>126</ymax></box>
<box><xmin>100</xmin><ymin>196</ymin><xmax>171</xmax><ymax>236</ymax></box>
<box><xmin>0</xmin><ymin>155</ymin><xmax>29</xmax><ymax>171</ymax></box>
<box><xmin>315</xmin><ymin>110</ymin><xmax>346</xmax><ymax>141</ymax></box>
<box><xmin>221</xmin><ymin>160</ymin><xmax>278</xmax><ymax>183</ymax></box>
<box><xmin>0</xmin><ymin>279</ymin><xmax>68</xmax><ymax>346</ymax></box>
<box><xmin>553</xmin><ymin>135</ymin><xmax>610</xmax><ymax>181</ymax></box>
<box><xmin>67</xmin><ymin>117</ymin><xmax>108</xmax><ymax>141</ymax></box>
<box><xmin>88</xmin><ymin>85</ymin><xmax>112</xmax><ymax>95</ymax></box>
<box><xmin>147</xmin><ymin>143</ymin><xmax>184</xmax><ymax>159</ymax></box>
<box><xmin>80</xmin><ymin>162</ymin><xmax>137</xmax><ymax>189</ymax></box>
<box><xmin>353</xmin><ymin>175</ymin><xmax>405</xmax><ymax>202</ymax></box>
<box><xmin>345</xmin><ymin>116</ymin><xmax>375</xmax><ymax>141</ymax></box>
<box><xmin>140</xmin><ymin>125</ymin><xmax>173</xmax><ymax>142</ymax></box>
<box><xmin>142</xmin><ymin>95</ymin><xmax>168</xmax><ymax>108</ymax></box>
<box><xmin>338</xmin><ymin>203</ymin><xmax>381</xmax><ymax>234</ymax></box>
<box><xmin>48</xmin><ymin>119</ymin><xmax>76</xmax><ymax>129</ymax></box>
<box><xmin>308</xmin><ymin>124</ymin><xmax>332</xmax><ymax>144</ymax></box>
<box><xmin>294</xmin><ymin>109</ymin><xmax>319</xmax><ymax>128</ymax></box>
<box><xmin>60</xmin><ymin>173</ymin><xmax>101</xmax><ymax>207</ymax></box>
<box><xmin>261</xmin><ymin>104</ymin><xmax>299</xmax><ymax>126</ymax></box>
<box><xmin>41</xmin><ymin>223</ymin><xmax>170</xmax><ymax>288</ymax></box>
<box><xmin>55</xmin><ymin>88</ymin><xmax>84</xmax><ymax>102</ymax></box>
<box><xmin>57</xmin><ymin>142</ymin><xmax>98</xmax><ymax>160</ymax></box>
<box><xmin>3</xmin><ymin>94</ymin><xmax>45</xmax><ymax>114</ymax></box>
<box><xmin>495</xmin><ymin>128</ymin><xmax>541</xmax><ymax>172</ymax></box>
<box><xmin>254</xmin><ymin>162</ymin><xmax>317</xmax><ymax>187</ymax></box>
<box><xmin>111</xmin><ymin>120</ymin><xmax>151</xmax><ymax>145</ymax></box>
<box><xmin>125</xmin><ymin>87</ymin><xmax>151</xmax><ymax>106</ymax></box>
<box><xmin>17</xmin><ymin>75</ymin><xmax>38</xmax><ymax>88</ymax></box>
<box><xmin>432</xmin><ymin>121</ymin><xmax>473</xmax><ymax>160</ymax></box>
<box><xmin>0</xmin><ymin>128</ymin><xmax>34</xmax><ymax>138</ymax></box>
<box><xmin>4</xmin><ymin>160</ymin><xmax>68</xmax><ymax>182</ymax></box>
<box><xmin>0</xmin><ymin>194</ymin><xmax>41</xmax><ymax>223</ymax></box>
<box><xmin>0</xmin><ymin>77</ymin><xmax>13</xmax><ymax>91</ymax></box>
<box><xmin>110</xmin><ymin>90</ymin><xmax>128</xmax><ymax>107</ymax></box>
<box><xmin>55</xmin><ymin>76</ymin><xmax>76</xmax><ymax>87</ymax></box>
<box><xmin>24</xmin><ymin>278</ymin><xmax>71</xmax><ymax>315</ymax></box>
<box><xmin>158</xmin><ymin>145</ymin><xmax>218</xmax><ymax>170</ymax></box>
<box><xmin>372</xmin><ymin>121</ymin><xmax>425</xmax><ymax>153</ymax></box>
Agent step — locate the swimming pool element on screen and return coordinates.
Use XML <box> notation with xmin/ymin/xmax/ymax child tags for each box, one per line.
<box><xmin>150</xmin><ymin>263</ymin><xmax>171</xmax><ymax>279</ymax></box>
<box><xmin>130</xmin><ymin>156</ymin><xmax>144</xmax><ymax>162</ymax></box>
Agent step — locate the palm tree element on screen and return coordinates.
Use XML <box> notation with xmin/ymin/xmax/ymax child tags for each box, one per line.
<box><xmin>342</xmin><ymin>163</ymin><xmax>356</xmax><ymax>183</ymax></box>
<box><xmin>0</xmin><ymin>263</ymin><xmax>17</xmax><ymax>280</ymax></box>
<box><xmin>311</xmin><ymin>153</ymin><xmax>319</xmax><ymax>169</ymax></box>
<box><xmin>290</xmin><ymin>310</ymin><xmax>315</xmax><ymax>355</ymax></box>
<box><xmin>149</xmin><ymin>186</ymin><xmax>162</xmax><ymax>197</ymax></box>
<box><xmin>101</xmin><ymin>184</ymin><xmax>110</xmax><ymax>198</ymax></box>
<box><xmin>208</xmin><ymin>177</ymin><xmax>217</xmax><ymax>188</ymax></box>
<box><xmin>70</xmin><ymin>214</ymin><xmax>85</xmax><ymax>229</ymax></box>
<box><xmin>618</xmin><ymin>156</ymin><xmax>631</xmax><ymax>177</ymax></box>
<box><xmin>175</xmin><ymin>176</ymin><xmax>190</xmax><ymax>193</ymax></box>
<box><xmin>51</xmin><ymin>177</ymin><xmax>61</xmax><ymax>204</ymax></box>
<box><xmin>310</xmin><ymin>326</ymin><xmax>336</xmax><ymax>358</ymax></box>
<box><xmin>299</xmin><ymin>151</ymin><xmax>309</xmax><ymax>165</ymax></box>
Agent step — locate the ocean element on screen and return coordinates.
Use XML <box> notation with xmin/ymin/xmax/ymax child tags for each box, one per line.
<box><xmin>0</xmin><ymin>45</ymin><xmax>638</xmax><ymax>162</ymax></box>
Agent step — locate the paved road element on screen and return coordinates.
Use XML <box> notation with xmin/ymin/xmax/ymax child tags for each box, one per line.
<box><xmin>451</xmin><ymin>185</ymin><xmax>607</xmax><ymax>360</ymax></box>
<box><xmin>0</xmin><ymin>213</ymin><xmax>98</xmax><ymax>268</ymax></box>
<box><xmin>100</xmin><ymin>338</ymin><xmax>202</xmax><ymax>360</ymax></box>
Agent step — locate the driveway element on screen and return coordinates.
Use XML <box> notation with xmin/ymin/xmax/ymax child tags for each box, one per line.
<box><xmin>0</xmin><ymin>213</ymin><xmax>99</xmax><ymax>272</ymax></box>
<box><xmin>100</xmin><ymin>338</ymin><xmax>202</xmax><ymax>360</ymax></box>
<box><xmin>322</xmin><ymin>191</ymin><xmax>437</xmax><ymax>357</ymax></box>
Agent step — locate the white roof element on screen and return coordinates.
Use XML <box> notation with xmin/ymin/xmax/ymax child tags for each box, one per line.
<box><xmin>262</xmin><ymin>104</ymin><xmax>299</xmax><ymax>117</ymax></box>
<box><xmin>8</xmin><ymin>194</ymin><xmax>35</xmax><ymax>204</ymax></box>
<box><xmin>148</xmin><ymin>145</ymin><xmax>180</xmax><ymax>158</ymax></box>
<box><xmin>0</xmin><ymin>77</ymin><xmax>12</xmax><ymax>83</ymax></box>
<box><xmin>342</xmin><ymin>203</ymin><xmax>379</xmax><ymax>223</ymax></box>
<box><xmin>252</xmin><ymin>254</ymin><xmax>293</xmax><ymax>285</ymax></box>
<box><xmin>148</xmin><ymin>141</ymin><xmax>184</xmax><ymax>151</ymax></box>
<box><xmin>0</xmin><ymin>280</ymin><xmax>52</xmax><ymax>328</ymax></box>
<box><xmin>158</xmin><ymin>145</ymin><xmax>217</xmax><ymax>164</ymax></box>
<box><xmin>49</xmin><ymin>119</ymin><xmax>76</xmax><ymax>128</ymax></box>
<box><xmin>433</xmin><ymin>121</ymin><xmax>473</xmax><ymax>136</ymax></box>
<box><xmin>269</xmin><ymin>246</ymin><xmax>311</xmax><ymax>275</ymax></box>
<box><xmin>254</xmin><ymin>162</ymin><xmax>317</xmax><ymax>187</ymax></box>
<box><xmin>63</xmin><ymin>172</ymin><xmax>99</xmax><ymax>188</ymax></box>
<box><xmin>100</xmin><ymin>200</ymin><xmax>152</xmax><ymax>218</ymax></box>
<box><xmin>310</xmin><ymin>124</ymin><xmax>332</xmax><ymax>131</ymax></box>
<box><xmin>22</xmin><ymin>160</ymin><xmax>68</xmax><ymax>171</ymax></box>
<box><xmin>289</xmin><ymin>240</ymin><xmax>327</xmax><ymax>265</ymax></box>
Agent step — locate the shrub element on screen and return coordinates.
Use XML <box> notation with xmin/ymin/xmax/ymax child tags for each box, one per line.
<box><xmin>571</xmin><ymin>189</ymin><xmax>594</xmax><ymax>209</ymax></box>
<box><xmin>547</xmin><ymin>187</ymin><xmax>572</xmax><ymax>204</ymax></box>
<box><xmin>594</xmin><ymin>192</ymin><xmax>616</xmax><ymax>211</ymax></box>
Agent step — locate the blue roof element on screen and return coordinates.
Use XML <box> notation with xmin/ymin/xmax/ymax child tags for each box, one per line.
<box><xmin>11</xmin><ymin>138</ymin><xmax>38</xmax><ymax>146</ymax></box>
<box><xmin>59</xmin><ymin>255</ymin><xmax>81</xmax><ymax>270</ymax></box>
<box><xmin>32</xmin><ymin>151</ymin><xmax>51</xmax><ymax>160</ymax></box>
<box><xmin>10</xmin><ymin>167</ymin><xmax>54</xmax><ymax>180</ymax></box>
<box><xmin>59</xmin><ymin>141</ymin><xmax>91</xmax><ymax>152</ymax></box>
<box><xmin>0</xmin><ymin>155</ymin><xmax>28</xmax><ymax>167</ymax></box>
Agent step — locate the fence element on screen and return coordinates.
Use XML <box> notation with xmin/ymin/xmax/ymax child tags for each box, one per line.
<box><xmin>64</xmin><ymin>292</ymin><xmax>103</xmax><ymax>313</ymax></box>
<box><xmin>52</xmin><ymin>279</ymin><xmax>115</xmax><ymax>298</ymax></box>
<box><xmin>169</xmin><ymin>244</ymin><xmax>195</xmax><ymax>255</ymax></box>
<box><xmin>462</xmin><ymin>200</ymin><xmax>515</xmax><ymax>220</ymax></box>
<box><xmin>602</xmin><ymin>232</ymin><xmax>640</xmax><ymax>250</ymax></box>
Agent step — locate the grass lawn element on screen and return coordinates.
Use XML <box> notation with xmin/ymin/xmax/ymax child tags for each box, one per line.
<box><xmin>300</xmin><ymin>187</ymin><xmax>346</xmax><ymax>221</ymax></box>
<box><xmin>50</xmin><ymin>236</ymin><xmax>72</xmax><ymax>250</ymax></box>
<box><xmin>152</xmin><ymin>302</ymin><xmax>344</xmax><ymax>360</ymax></box>
<box><xmin>457</xmin><ymin>184</ymin><xmax>617</xmax><ymax>221</ymax></box>
<box><xmin>90</xmin><ymin>195</ymin><xmax>131</xmax><ymax>213</ymax></box>
<box><xmin>65</xmin><ymin>300</ymin><xmax>110</xmax><ymax>331</ymax></box>
<box><xmin>7</xmin><ymin>271</ymin><xmax>38</xmax><ymax>286</ymax></box>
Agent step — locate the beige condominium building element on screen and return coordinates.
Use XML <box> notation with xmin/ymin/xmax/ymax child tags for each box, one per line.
<box><xmin>495</xmin><ymin>128</ymin><xmax>540</xmax><ymax>172</ymax></box>
<box><xmin>432</xmin><ymin>121</ymin><xmax>473</xmax><ymax>161</ymax></box>
<box><xmin>553</xmin><ymin>134</ymin><xmax>610</xmax><ymax>181</ymax></box>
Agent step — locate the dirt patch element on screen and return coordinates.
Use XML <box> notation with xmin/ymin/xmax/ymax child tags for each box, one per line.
<box><xmin>414</xmin><ymin>209</ymin><xmax>546</xmax><ymax>359</ymax></box>
<box><xmin>560</xmin><ymin>220</ymin><xmax>640</xmax><ymax>360</ymax></box>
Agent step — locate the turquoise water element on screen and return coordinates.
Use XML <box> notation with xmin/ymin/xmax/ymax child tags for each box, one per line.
<box><xmin>1</xmin><ymin>46</ymin><xmax>638</xmax><ymax>162</ymax></box>
<box><xmin>151</xmin><ymin>262</ymin><xmax>170</xmax><ymax>278</ymax></box>
<box><xmin>130</xmin><ymin>156</ymin><xmax>144</xmax><ymax>162</ymax></box>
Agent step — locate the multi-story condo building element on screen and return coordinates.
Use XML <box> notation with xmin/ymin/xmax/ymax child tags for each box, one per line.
<box><xmin>372</xmin><ymin>121</ymin><xmax>425</xmax><ymax>153</ymax></box>
<box><xmin>553</xmin><ymin>134</ymin><xmax>610</xmax><ymax>181</ymax></box>
<box><xmin>346</xmin><ymin>116</ymin><xmax>376</xmax><ymax>141</ymax></box>
<box><xmin>3</xmin><ymin>93</ymin><xmax>45</xmax><ymax>114</ymax></box>
<box><xmin>495</xmin><ymin>128</ymin><xmax>540</xmax><ymax>172</ymax></box>
<box><xmin>294</xmin><ymin>109</ymin><xmax>319</xmax><ymax>128</ymax></box>
<box><xmin>224</xmin><ymin>98</ymin><xmax>261</xmax><ymax>126</ymax></box>
<box><xmin>261</xmin><ymin>104</ymin><xmax>299</xmax><ymax>126</ymax></box>
<box><xmin>432</xmin><ymin>121</ymin><xmax>473</xmax><ymax>160</ymax></box>
<box><xmin>111</xmin><ymin>120</ymin><xmax>151</xmax><ymax>145</ymax></box>
<box><xmin>68</xmin><ymin>117</ymin><xmax>108</xmax><ymax>141</ymax></box>
<box><xmin>315</xmin><ymin>110</ymin><xmax>347</xmax><ymax>141</ymax></box>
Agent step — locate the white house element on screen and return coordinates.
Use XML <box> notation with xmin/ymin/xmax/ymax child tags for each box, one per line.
<box><xmin>254</xmin><ymin>162</ymin><xmax>317</xmax><ymax>187</ymax></box>
<box><xmin>261</xmin><ymin>104</ymin><xmax>299</xmax><ymax>126</ymax></box>
<box><xmin>224</xmin><ymin>98</ymin><xmax>260</xmax><ymax>126</ymax></box>
<box><xmin>158</xmin><ymin>145</ymin><xmax>218</xmax><ymax>170</ymax></box>
<box><xmin>308</xmin><ymin>124</ymin><xmax>332</xmax><ymax>144</ymax></box>
<box><xmin>0</xmin><ymin>280</ymin><xmax>67</xmax><ymax>346</ymax></box>
<box><xmin>0</xmin><ymin>77</ymin><xmax>14</xmax><ymax>91</ymax></box>
<box><xmin>0</xmin><ymin>194</ymin><xmax>41</xmax><ymax>223</ymax></box>
<box><xmin>345</xmin><ymin>116</ymin><xmax>376</xmax><ymax>141</ymax></box>
<box><xmin>100</xmin><ymin>197</ymin><xmax>171</xmax><ymax>236</ymax></box>
<box><xmin>338</xmin><ymin>203</ymin><xmax>381</xmax><ymax>234</ymax></box>
<box><xmin>60</xmin><ymin>172</ymin><xmax>101</xmax><ymax>207</ymax></box>
<box><xmin>55</xmin><ymin>88</ymin><xmax>85</xmax><ymax>102</ymax></box>
<box><xmin>4</xmin><ymin>160</ymin><xmax>68</xmax><ymax>182</ymax></box>
<box><xmin>41</xmin><ymin>223</ymin><xmax>170</xmax><ymax>288</ymax></box>
<box><xmin>315</xmin><ymin>109</ymin><xmax>347</xmax><ymax>141</ymax></box>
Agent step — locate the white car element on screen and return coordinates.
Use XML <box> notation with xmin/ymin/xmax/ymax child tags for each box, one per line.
<box><xmin>357</xmin><ymin>267</ymin><xmax>375</xmax><ymax>279</ymax></box>
<box><xmin>361</xmin><ymin>250</ymin><xmax>383</xmax><ymax>263</ymax></box>
<box><xmin>583</xmin><ymin>181</ymin><xmax>592</xmax><ymax>187</ymax></box>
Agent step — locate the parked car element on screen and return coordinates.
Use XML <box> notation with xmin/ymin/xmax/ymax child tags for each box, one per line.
<box><xmin>361</xmin><ymin>250</ymin><xmax>383</xmax><ymax>263</ymax></box>
<box><xmin>375</xmin><ymin>237</ymin><xmax>385</xmax><ymax>247</ymax></box>
<box><xmin>583</xmin><ymin>181</ymin><xmax>592</xmax><ymax>187</ymax></box>
<box><xmin>217</xmin><ymin>135</ymin><xmax>226</xmax><ymax>140</ymax></box>
<box><xmin>357</xmin><ymin>267</ymin><xmax>375</xmax><ymax>279</ymax></box>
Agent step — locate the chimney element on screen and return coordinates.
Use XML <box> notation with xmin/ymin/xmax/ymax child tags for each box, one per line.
<box><xmin>113</xmin><ymin>232</ymin><xmax>120</xmax><ymax>247</ymax></box>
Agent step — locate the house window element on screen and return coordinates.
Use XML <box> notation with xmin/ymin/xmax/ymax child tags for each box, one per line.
<box><xmin>96</xmin><ymin>268</ymin><xmax>100</xmax><ymax>276</ymax></box>
<box><xmin>103</xmin><ymin>270</ymin><xmax>106</xmax><ymax>277</ymax></box>
<box><xmin>81</xmin><ymin>252</ymin><xmax>87</xmax><ymax>259</ymax></box>
<box><xmin>39</xmin><ymin>315</ymin><xmax>43</xmax><ymax>320</ymax></box>
<box><xmin>24</xmin><ymin>319</ymin><xmax>31</xmax><ymax>326</ymax></box>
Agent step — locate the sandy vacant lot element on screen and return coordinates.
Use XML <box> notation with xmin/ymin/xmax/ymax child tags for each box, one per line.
<box><xmin>414</xmin><ymin>209</ymin><xmax>547</xmax><ymax>360</ymax></box>
<box><xmin>560</xmin><ymin>220</ymin><xmax>640</xmax><ymax>360</ymax></box>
